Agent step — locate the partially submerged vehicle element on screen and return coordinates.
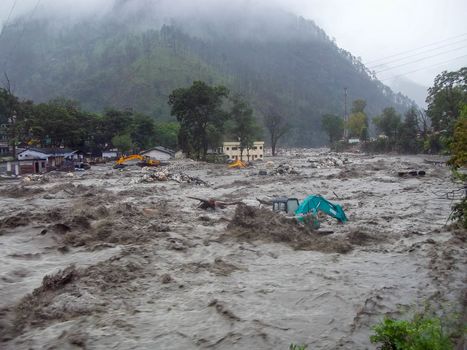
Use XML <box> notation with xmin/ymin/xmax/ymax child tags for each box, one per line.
<box><xmin>272</xmin><ymin>195</ymin><xmax>347</xmax><ymax>228</ymax></box>
<box><xmin>114</xmin><ymin>155</ymin><xmax>161</xmax><ymax>169</ymax></box>
<box><xmin>272</xmin><ymin>197</ymin><xmax>300</xmax><ymax>215</ymax></box>
<box><xmin>228</xmin><ymin>159</ymin><xmax>247</xmax><ymax>169</ymax></box>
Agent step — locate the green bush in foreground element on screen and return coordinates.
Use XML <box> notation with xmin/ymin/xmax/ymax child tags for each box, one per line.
<box><xmin>370</xmin><ymin>314</ymin><xmax>453</xmax><ymax>350</ymax></box>
<box><xmin>289</xmin><ymin>344</ymin><xmax>307</xmax><ymax>350</ymax></box>
<box><xmin>450</xmin><ymin>197</ymin><xmax>467</xmax><ymax>229</ymax></box>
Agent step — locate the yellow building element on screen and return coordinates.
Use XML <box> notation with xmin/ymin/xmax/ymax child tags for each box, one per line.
<box><xmin>221</xmin><ymin>141</ymin><xmax>265</xmax><ymax>161</ymax></box>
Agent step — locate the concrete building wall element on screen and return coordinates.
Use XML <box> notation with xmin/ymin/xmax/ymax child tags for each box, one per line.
<box><xmin>18</xmin><ymin>160</ymin><xmax>47</xmax><ymax>174</ymax></box>
<box><xmin>102</xmin><ymin>151</ymin><xmax>118</xmax><ymax>159</ymax></box>
<box><xmin>222</xmin><ymin>141</ymin><xmax>264</xmax><ymax>161</ymax></box>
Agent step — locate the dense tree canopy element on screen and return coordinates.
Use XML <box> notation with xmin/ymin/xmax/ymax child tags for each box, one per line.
<box><xmin>321</xmin><ymin>114</ymin><xmax>344</xmax><ymax>144</ymax></box>
<box><xmin>399</xmin><ymin>107</ymin><xmax>421</xmax><ymax>154</ymax></box>
<box><xmin>168</xmin><ymin>81</ymin><xmax>229</xmax><ymax>159</ymax></box>
<box><xmin>448</xmin><ymin>104</ymin><xmax>467</xmax><ymax>169</ymax></box>
<box><xmin>0</xmin><ymin>8</ymin><xmax>414</xmax><ymax>147</ymax></box>
<box><xmin>228</xmin><ymin>95</ymin><xmax>261</xmax><ymax>160</ymax></box>
<box><xmin>426</xmin><ymin>68</ymin><xmax>467</xmax><ymax>133</ymax></box>
<box><xmin>351</xmin><ymin>99</ymin><xmax>367</xmax><ymax>114</ymax></box>
<box><xmin>2</xmin><ymin>81</ymin><xmax>268</xmax><ymax>159</ymax></box>
<box><xmin>373</xmin><ymin>107</ymin><xmax>402</xmax><ymax>142</ymax></box>
<box><xmin>347</xmin><ymin>112</ymin><xmax>367</xmax><ymax>139</ymax></box>
<box><xmin>346</xmin><ymin>99</ymin><xmax>369</xmax><ymax>140</ymax></box>
<box><xmin>154</xmin><ymin>122</ymin><xmax>179</xmax><ymax>150</ymax></box>
<box><xmin>0</xmin><ymin>88</ymin><xmax>180</xmax><ymax>155</ymax></box>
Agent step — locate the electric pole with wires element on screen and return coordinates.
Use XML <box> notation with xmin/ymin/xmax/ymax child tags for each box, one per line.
<box><xmin>343</xmin><ymin>87</ymin><xmax>349</xmax><ymax>140</ymax></box>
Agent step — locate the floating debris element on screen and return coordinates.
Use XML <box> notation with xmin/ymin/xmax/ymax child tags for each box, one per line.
<box><xmin>308</xmin><ymin>155</ymin><xmax>350</xmax><ymax>168</ymax></box>
<box><xmin>269</xmin><ymin>163</ymin><xmax>299</xmax><ymax>175</ymax></box>
<box><xmin>139</xmin><ymin>168</ymin><xmax>208</xmax><ymax>185</ymax></box>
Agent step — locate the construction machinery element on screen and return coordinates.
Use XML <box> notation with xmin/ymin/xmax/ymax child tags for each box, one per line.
<box><xmin>272</xmin><ymin>197</ymin><xmax>300</xmax><ymax>215</ymax></box>
<box><xmin>228</xmin><ymin>159</ymin><xmax>247</xmax><ymax>169</ymax></box>
<box><xmin>295</xmin><ymin>195</ymin><xmax>347</xmax><ymax>222</ymax></box>
<box><xmin>114</xmin><ymin>155</ymin><xmax>160</xmax><ymax>168</ymax></box>
<box><xmin>272</xmin><ymin>195</ymin><xmax>347</xmax><ymax>228</ymax></box>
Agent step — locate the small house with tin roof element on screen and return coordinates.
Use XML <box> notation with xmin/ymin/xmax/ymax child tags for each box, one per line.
<box><xmin>141</xmin><ymin>146</ymin><xmax>175</xmax><ymax>161</ymax></box>
<box><xmin>17</xmin><ymin>148</ymin><xmax>77</xmax><ymax>174</ymax></box>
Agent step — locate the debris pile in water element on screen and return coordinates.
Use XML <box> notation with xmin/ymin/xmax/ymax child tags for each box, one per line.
<box><xmin>308</xmin><ymin>155</ymin><xmax>350</xmax><ymax>168</ymax></box>
<box><xmin>138</xmin><ymin>167</ymin><xmax>208</xmax><ymax>185</ymax></box>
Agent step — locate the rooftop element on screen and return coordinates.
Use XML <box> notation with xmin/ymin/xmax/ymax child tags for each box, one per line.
<box><xmin>18</xmin><ymin>148</ymin><xmax>77</xmax><ymax>156</ymax></box>
<box><xmin>223</xmin><ymin>141</ymin><xmax>264</xmax><ymax>145</ymax></box>
<box><xmin>141</xmin><ymin>146</ymin><xmax>175</xmax><ymax>156</ymax></box>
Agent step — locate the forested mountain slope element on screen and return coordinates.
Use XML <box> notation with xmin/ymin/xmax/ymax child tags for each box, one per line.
<box><xmin>0</xmin><ymin>0</ymin><xmax>414</xmax><ymax>146</ymax></box>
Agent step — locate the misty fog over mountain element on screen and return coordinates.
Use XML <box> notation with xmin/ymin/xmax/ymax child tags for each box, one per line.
<box><xmin>0</xmin><ymin>3</ymin><xmax>466</xmax><ymax>350</ymax></box>
<box><xmin>0</xmin><ymin>0</ymin><xmax>416</xmax><ymax>145</ymax></box>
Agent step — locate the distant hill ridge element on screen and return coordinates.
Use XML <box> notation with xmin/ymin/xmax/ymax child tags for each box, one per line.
<box><xmin>0</xmin><ymin>0</ymin><xmax>414</xmax><ymax>146</ymax></box>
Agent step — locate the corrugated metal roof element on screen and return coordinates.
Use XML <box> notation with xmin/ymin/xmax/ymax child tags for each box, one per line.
<box><xmin>141</xmin><ymin>146</ymin><xmax>175</xmax><ymax>156</ymax></box>
<box><xmin>19</xmin><ymin>148</ymin><xmax>77</xmax><ymax>156</ymax></box>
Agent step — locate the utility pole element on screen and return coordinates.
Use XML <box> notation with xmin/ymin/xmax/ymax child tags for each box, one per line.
<box><xmin>3</xmin><ymin>73</ymin><xmax>16</xmax><ymax>157</ymax></box>
<box><xmin>9</xmin><ymin>112</ymin><xmax>16</xmax><ymax>157</ymax></box>
<box><xmin>343</xmin><ymin>87</ymin><xmax>349</xmax><ymax>140</ymax></box>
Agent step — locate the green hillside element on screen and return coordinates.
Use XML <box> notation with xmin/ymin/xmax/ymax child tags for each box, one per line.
<box><xmin>0</xmin><ymin>3</ymin><xmax>414</xmax><ymax>146</ymax></box>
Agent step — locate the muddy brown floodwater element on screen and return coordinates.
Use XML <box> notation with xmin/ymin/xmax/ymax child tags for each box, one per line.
<box><xmin>0</xmin><ymin>150</ymin><xmax>465</xmax><ymax>349</ymax></box>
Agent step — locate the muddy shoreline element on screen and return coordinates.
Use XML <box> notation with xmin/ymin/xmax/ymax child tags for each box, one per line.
<box><xmin>0</xmin><ymin>150</ymin><xmax>465</xmax><ymax>349</ymax></box>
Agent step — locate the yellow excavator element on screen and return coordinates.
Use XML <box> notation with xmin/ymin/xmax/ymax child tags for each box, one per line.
<box><xmin>114</xmin><ymin>155</ymin><xmax>160</xmax><ymax>168</ymax></box>
<box><xmin>228</xmin><ymin>159</ymin><xmax>247</xmax><ymax>169</ymax></box>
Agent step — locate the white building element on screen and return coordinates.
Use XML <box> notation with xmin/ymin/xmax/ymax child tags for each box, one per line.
<box><xmin>102</xmin><ymin>150</ymin><xmax>118</xmax><ymax>159</ymax></box>
<box><xmin>348</xmin><ymin>138</ymin><xmax>361</xmax><ymax>144</ymax></box>
<box><xmin>221</xmin><ymin>141</ymin><xmax>264</xmax><ymax>161</ymax></box>
<box><xmin>141</xmin><ymin>146</ymin><xmax>175</xmax><ymax>161</ymax></box>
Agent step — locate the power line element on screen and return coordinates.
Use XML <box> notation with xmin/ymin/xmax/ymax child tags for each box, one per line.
<box><xmin>374</xmin><ymin>45</ymin><xmax>467</xmax><ymax>74</ymax></box>
<box><xmin>3</xmin><ymin>0</ymin><xmax>18</xmax><ymax>26</ymax></box>
<box><xmin>2</xmin><ymin>0</ymin><xmax>42</xmax><ymax>72</ymax></box>
<box><xmin>0</xmin><ymin>0</ymin><xmax>19</xmax><ymax>40</ymax></box>
<box><xmin>379</xmin><ymin>54</ymin><xmax>467</xmax><ymax>81</ymax></box>
<box><xmin>368</xmin><ymin>38</ymin><xmax>467</xmax><ymax>68</ymax></box>
<box><xmin>365</xmin><ymin>32</ymin><xmax>467</xmax><ymax>65</ymax></box>
<box><xmin>18</xmin><ymin>0</ymin><xmax>43</xmax><ymax>40</ymax></box>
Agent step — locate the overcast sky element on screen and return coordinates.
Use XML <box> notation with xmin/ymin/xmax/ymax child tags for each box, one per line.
<box><xmin>285</xmin><ymin>0</ymin><xmax>467</xmax><ymax>88</ymax></box>
<box><xmin>1</xmin><ymin>0</ymin><xmax>466</xmax><ymax>88</ymax></box>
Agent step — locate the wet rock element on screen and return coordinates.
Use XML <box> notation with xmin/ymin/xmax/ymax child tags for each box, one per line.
<box><xmin>226</xmin><ymin>205</ymin><xmax>352</xmax><ymax>254</ymax></box>
<box><xmin>50</xmin><ymin>223</ymin><xmax>72</xmax><ymax>234</ymax></box>
<box><xmin>269</xmin><ymin>163</ymin><xmax>299</xmax><ymax>176</ymax></box>
<box><xmin>0</xmin><ymin>214</ymin><xmax>31</xmax><ymax>229</ymax></box>
<box><xmin>161</xmin><ymin>274</ymin><xmax>173</xmax><ymax>284</ymax></box>
<box><xmin>167</xmin><ymin>238</ymin><xmax>186</xmax><ymax>251</ymax></box>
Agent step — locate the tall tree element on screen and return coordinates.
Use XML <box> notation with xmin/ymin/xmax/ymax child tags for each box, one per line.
<box><xmin>111</xmin><ymin>134</ymin><xmax>133</xmax><ymax>154</ymax></box>
<box><xmin>103</xmin><ymin>109</ymin><xmax>133</xmax><ymax>144</ymax></box>
<box><xmin>168</xmin><ymin>81</ymin><xmax>229</xmax><ymax>159</ymax></box>
<box><xmin>373</xmin><ymin>107</ymin><xmax>402</xmax><ymax>143</ymax></box>
<box><xmin>425</xmin><ymin>68</ymin><xmax>467</xmax><ymax>153</ymax></box>
<box><xmin>351</xmin><ymin>99</ymin><xmax>367</xmax><ymax>114</ymax></box>
<box><xmin>347</xmin><ymin>112</ymin><xmax>367</xmax><ymax>139</ymax></box>
<box><xmin>264</xmin><ymin>111</ymin><xmax>289</xmax><ymax>156</ymax></box>
<box><xmin>426</xmin><ymin>68</ymin><xmax>467</xmax><ymax>133</ymax></box>
<box><xmin>399</xmin><ymin>107</ymin><xmax>421</xmax><ymax>153</ymax></box>
<box><xmin>321</xmin><ymin>114</ymin><xmax>344</xmax><ymax>144</ymax></box>
<box><xmin>131</xmin><ymin>113</ymin><xmax>156</xmax><ymax>151</ymax></box>
<box><xmin>447</xmin><ymin>104</ymin><xmax>467</xmax><ymax>169</ymax></box>
<box><xmin>229</xmin><ymin>96</ymin><xmax>260</xmax><ymax>161</ymax></box>
<box><xmin>347</xmin><ymin>99</ymin><xmax>369</xmax><ymax>140</ymax></box>
<box><xmin>155</xmin><ymin>121</ymin><xmax>180</xmax><ymax>150</ymax></box>
<box><xmin>0</xmin><ymin>80</ymin><xmax>23</xmax><ymax>155</ymax></box>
